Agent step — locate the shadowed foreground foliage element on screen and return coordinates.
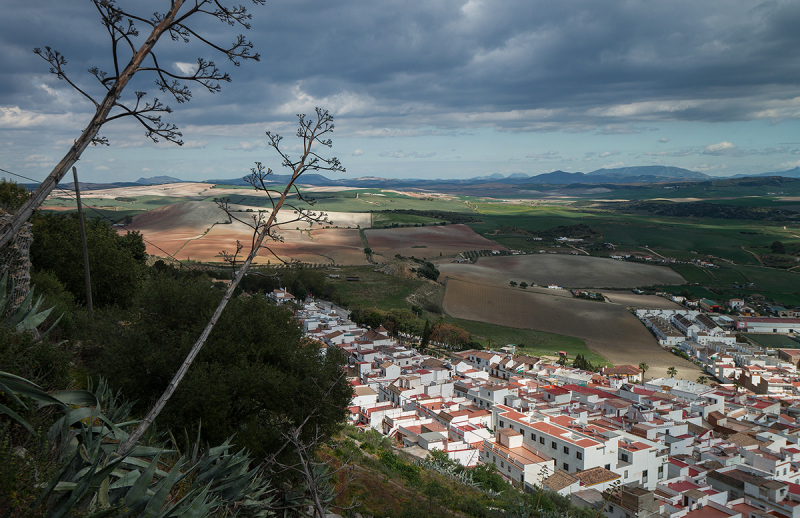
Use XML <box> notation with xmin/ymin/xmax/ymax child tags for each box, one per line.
<box><xmin>87</xmin><ymin>273</ymin><xmax>352</xmax><ymax>462</ymax></box>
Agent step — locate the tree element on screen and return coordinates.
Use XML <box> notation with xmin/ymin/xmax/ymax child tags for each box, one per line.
<box><xmin>771</xmin><ymin>240</ymin><xmax>786</xmax><ymax>254</ymax></box>
<box><xmin>430</xmin><ymin>323</ymin><xmax>470</xmax><ymax>349</ymax></box>
<box><xmin>30</xmin><ymin>213</ymin><xmax>146</xmax><ymax>307</ymax></box>
<box><xmin>119</xmin><ymin>108</ymin><xmax>344</xmax><ymax>455</ymax></box>
<box><xmin>509</xmin><ymin>280</ymin><xmax>517</xmax><ymax>287</ymax></box>
<box><xmin>420</xmin><ymin>319</ymin><xmax>432</xmax><ymax>351</ymax></box>
<box><xmin>667</xmin><ymin>366</ymin><xmax>677</xmax><ymax>378</ymax></box>
<box><xmin>639</xmin><ymin>362</ymin><xmax>649</xmax><ymax>380</ymax></box>
<box><xmin>696</xmin><ymin>376</ymin><xmax>708</xmax><ymax>385</ymax></box>
<box><xmin>519</xmin><ymin>281</ymin><xmax>528</xmax><ymax>289</ymax></box>
<box><xmin>0</xmin><ymin>0</ymin><xmax>267</xmax><ymax>248</ymax></box>
<box><xmin>95</xmin><ymin>273</ymin><xmax>351</xmax><ymax>461</ymax></box>
<box><xmin>0</xmin><ymin>179</ymin><xmax>29</xmax><ymax>213</ymax></box>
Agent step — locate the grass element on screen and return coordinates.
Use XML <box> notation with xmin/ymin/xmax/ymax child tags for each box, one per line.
<box><xmin>662</xmin><ymin>263</ymin><xmax>800</xmax><ymax>306</ymax></box>
<box><xmin>331</xmin><ymin>266</ymin><xmax>431</xmax><ymax>310</ymax></box>
<box><xmin>40</xmin><ymin>207</ymin><xmax>144</xmax><ymax>224</ymax></box>
<box><xmin>372</xmin><ymin>212</ymin><xmax>441</xmax><ymax>227</ymax></box>
<box><xmin>301</xmin><ymin>189</ymin><xmax>475</xmax><ymax>213</ymax></box>
<box><xmin>445</xmin><ymin>317</ymin><xmax>609</xmax><ymax>366</ymax></box>
<box><xmin>465</xmin><ymin>206</ymin><xmax>798</xmax><ymax>267</ymax></box>
<box><xmin>742</xmin><ymin>333</ymin><xmax>800</xmax><ymax>349</ymax></box>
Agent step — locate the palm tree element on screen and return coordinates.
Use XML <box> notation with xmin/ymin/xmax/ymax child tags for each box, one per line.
<box><xmin>667</xmin><ymin>366</ymin><xmax>677</xmax><ymax>378</ymax></box>
<box><xmin>696</xmin><ymin>376</ymin><xmax>708</xmax><ymax>385</ymax></box>
<box><xmin>638</xmin><ymin>362</ymin><xmax>649</xmax><ymax>381</ymax></box>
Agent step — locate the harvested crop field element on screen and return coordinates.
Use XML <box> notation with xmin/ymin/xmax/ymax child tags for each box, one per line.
<box><xmin>438</xmin><ymin>254</ymin><xmax>685</xmax><ymax>289</ymax></box>
<box><xmin>123</xmin><ymin>201</ymin><xmax>369</xmax><ymax>265</ymax></box>
<box><xmin>599</xmin><ymin>291</ymin><xmax>684</xmax><ymax>309</ymax></box>
<box><xmin>443</xmin><ymin>279</ymin><xmax>699</xmax><ymax>379</ymax></box>
<box><xmin>364</xmin><ymin>224</ymin><xmax>505</xmax><ymax>260</ymax></box>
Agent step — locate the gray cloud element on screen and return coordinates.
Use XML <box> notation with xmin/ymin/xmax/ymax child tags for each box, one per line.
<box><xmin>526</xmin><ymin>150</ymin><xmax>561</xmax><ymax>159</ymax></box>
<box><xmin>1</xmin><ymin>1</ymin><xmax>800</xmax><ymax>180</ymax></box>
<box><xmin>3</xmin><ymin>0</ymin><xmax>800</xmax><ymax>134</ymax></box>
<box><xmin>379</xmin><ymin>150</ymin><xmax>437</xmax><ymax>159</ymax></box>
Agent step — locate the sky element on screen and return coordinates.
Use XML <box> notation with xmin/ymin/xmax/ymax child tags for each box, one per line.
<box><xmin>1</xmin><ymin>0</ymin><xmax>800</xmax><ymax>183</ymax></box>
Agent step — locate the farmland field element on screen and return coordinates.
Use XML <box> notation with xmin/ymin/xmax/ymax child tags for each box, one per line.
<box><xmin>742</xmin><ymin>333</ymin><xmax>800</xmax><ymax>349</ymax></box>
<box><xmin>599</xmin><ymin>291</ymin><xmax>684</xmax><ymax>309</ymax></box>
<box><xmin>438</xmin><ymin>254</ymin><xmax>685</xmax><ymax>289</ymax></box>
<box><xmin>445</xmin><ymin>317</ymin><xmax>609</xmax><ymax>366</ymax></box>
<box><xmin>443</xmin><ymin>278</ymin><xmax>700</xmax><ymax>379</ymax></box>
<box><xmin>124</xmin><ymin>201</ymin><xmax>371</xmax><ymax>265</ymax></box>
<box><xmin>364</xmin><ymin>224</ymin><xmax>505</xmax><ymax>260</ymax></box>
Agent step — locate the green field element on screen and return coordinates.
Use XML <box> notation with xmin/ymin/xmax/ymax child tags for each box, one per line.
<box><xmin>371</xmin><ymin>212</ymin><xmax>441</xmax><ymax>227</ymax></box>
<box><xmin>742</xmin><ymin>333</ymin><xmax>800</xmax><ymax>349</ymax></box>
<box><xmin>329</xmin><ymin>266</ymin><xmax>432</xmax><ymax>310</ymax></box>
<box><xmin>290</xmin><ymin>189</ymin><xmax>474</xmax><ymax>213</ymax></box>
<box><xmin>659</xmin><ymin>263</ymin><xmax>800</xmax><ymax>306</ymax></box>
<box><xmin>445</xmin><ymin>317</ymin><xmax>608</xmax><ymax>366</ymax></box>
<box><xmin>557</xmin><ymin>177</ymin><xmax>800</xmax><ymax>201</ymax></box>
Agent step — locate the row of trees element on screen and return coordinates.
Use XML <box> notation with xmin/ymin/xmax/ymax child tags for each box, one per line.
<box><xmin>348</xmin><ymin>306</ymin><xmax>473</xmax><ymax>350</ymax></box>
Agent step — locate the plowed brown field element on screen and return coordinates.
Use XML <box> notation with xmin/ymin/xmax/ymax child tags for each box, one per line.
<box><xmin>443</xmin><ymin>279</ymin><xmax>699</xmax><ymax>379</ymax></box>
<box><xmin>365</xmin><ymin>224</ymin><xmax>505</xmax><ymax>260</ymax></box>
<box><xmin>123</xmin><ymin>201</ymin><xmax>369</xmax><ymax>265</ymax></box>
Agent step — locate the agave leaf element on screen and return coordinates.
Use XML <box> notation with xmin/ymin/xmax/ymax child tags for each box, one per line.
<box><xmin>49</xmin><ymin>389</ymin><xmax>99</xmax><ymax>408</ymax></box>
<box><xmin>144</xmin><ymin>456</ymin><xmax>183</xmax><ymax>515</ymax></box>
<box><xmin>122</xmin><ymin>450</ymin><xmax>161</xmax><ymax>512</ymax></box>
<box><xmin>0</xmin><ymin>379</ymin><xmax>30</xmax><ymax>410</ymax></box>
<box><xmin>170</xmin><ymin>485</ymin><xmax>216</xmax><ymax>518</ymax></box>
<box><xmin>0</xmin><ymin>271</ymin><xmax>8</xmax><ymax>314</ymax></box>
<box><xmin>53</xmin><ymin>482</ymin><xmax>79</xmax><ymax>492</ymax></box>
<box><xmin>51</xmin><ymin>406</ymin><xmax>97</xmax><ymax>433</ymax></box>
<box><xmin>7</xmin><ymin>288</ymin><xmax>36</xmax><ymax>327</ymax></box>
<box><xmin>33</xmin><ymin>312</ymin><xmax>63</xmax><ymax>343</ymax></box>
<box><xmin>98</xmin><ymin>461</ymin><xmax>110</xmax><ymax>509</ymax></box>
<box><xmin>0</xmin><ymin>402</ymin><xmax>33</xmax><ymax>434</ymax></box>
<box><xmin>118</xmin><ymin>456</ymin><xmax>171</xmax><ymax>478</ymax></box>
<box><xmin>109</xmin><ymin>469</ymin><xmax>141</xmax><ymax>490</ymax></box>
<box><xmin>16</xmin><ymin>303</ymin><xmax>54</xmax><ymax>332</ymax></box>
<box><xmin>84</xmin><ymin>509</ymin><xmax>120</xmax><ymax>518</ymax></box>
<box><xmin>0</xmin><ymin>373</ymin><xmax>67</xmax><ymax>409</ymax></box>
<box><xmin>127</xmin><ymin>445</ymin><xmax>173</xmax><ymax>458</ymax></box>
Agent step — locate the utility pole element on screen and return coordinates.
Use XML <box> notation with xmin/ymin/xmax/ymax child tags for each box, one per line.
<box><xmin>72</xmin><ymin>167</ymin><xmax>93</xmax><ymax>318</ymax></box>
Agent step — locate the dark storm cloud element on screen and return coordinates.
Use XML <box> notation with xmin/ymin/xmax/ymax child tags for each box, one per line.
<box><xmin>1</xmin><ymin>0</ymin><xmax>799</xmax><ymax>136</ymax></box>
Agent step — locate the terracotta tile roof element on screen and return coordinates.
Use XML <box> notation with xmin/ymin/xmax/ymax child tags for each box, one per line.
<box><xmin>725</xmin><ymin>432</ymin><xmax>765</xmax><ymax>448</ymax></box>
<box><xmin>574</xmin><ymin>467</ymin><xmax>620</xmax><ymax>487</ymax></box>
<box><xmin>602</xmin><ymin>365</ymin><xmax>642</xmax><ymax>376</ymax></box>
<box><xmin>543</xmin><ymin>470</ymin><xmax>579</xmax><ymax>492</ymax></box>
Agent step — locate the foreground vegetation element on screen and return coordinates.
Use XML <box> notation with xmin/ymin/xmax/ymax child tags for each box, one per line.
<box><xmin>326</xmin><ymin>426</ymin><xmax>598</xmax><ymax>518</ymax></box>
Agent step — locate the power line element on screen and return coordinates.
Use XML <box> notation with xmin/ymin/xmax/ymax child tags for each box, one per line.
<box><xmin>0</xmin><ymin>167</ymin><xmax>194</xmax><ymax>269</ymax></box>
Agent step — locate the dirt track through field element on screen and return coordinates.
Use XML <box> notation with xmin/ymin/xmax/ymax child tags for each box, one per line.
<box><xmin>443</xmin><ymin>279</ymin><xmax>699</xmax><ymax>380</ymax></box>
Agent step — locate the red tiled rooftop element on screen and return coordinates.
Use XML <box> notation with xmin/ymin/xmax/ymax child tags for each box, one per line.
<box><xmin>668</xmin><ymin>480</ymin><xmax>701</xmax><ymax>492</ymax></box>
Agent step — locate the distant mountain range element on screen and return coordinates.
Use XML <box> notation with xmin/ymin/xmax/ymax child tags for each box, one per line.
<box><xmin>53</xmin><ymin>166</ymin><xmax>800</xmax><ymax>190</ymax></box>
<box><xmin>731</xmin><ymin>167</ymin><xmax>800</xmax><ymax>179</ymax></box>
<box><xmin>207</xmin><ymin>165</ymin><xmax>716</xmax><ymax>188</ymax></box>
